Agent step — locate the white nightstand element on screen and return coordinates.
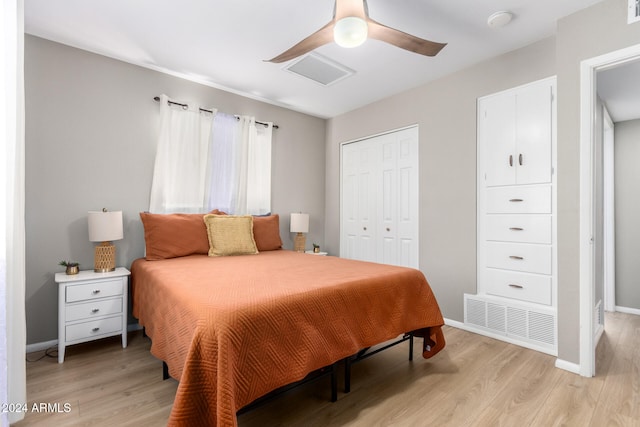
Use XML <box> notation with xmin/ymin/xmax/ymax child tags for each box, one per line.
<box><xmin>305</xmin><ymin>250</ymin><xmax>328</xmax><ymax>256</ymax></box>
<box><xmin>55</xmin><ymin>267</ymin><xmax>130</xmax><ymax>363</ymax></box>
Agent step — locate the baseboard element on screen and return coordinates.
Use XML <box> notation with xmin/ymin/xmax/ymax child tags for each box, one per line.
<box><xmin>443</xmin><ymin>317</ymin><xmax>465</xmax><ymax>329</ymax></box>
<box><xmin>615</xmin><ymin>305</ymin><xmax>640</xmax><ymax>316</ymax></box>
<box><xmin>25</xmin><ymin>323</ymin><xmax>143</xmax><ymax>354</ymax></box>
<box><xmin>555</xmin><ymin>358</ymin><xmax>581</xmax><ymax>374</ymax></box>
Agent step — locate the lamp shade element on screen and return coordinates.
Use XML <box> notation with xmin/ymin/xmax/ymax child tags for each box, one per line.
<box><xmin>88</xmin><ymin>210</ymin><xmax>123</xmax><ymax>242</ymax></box>
<box><xmin>290</xmin><ymin>213</ymin><xmax>309</xmax><ymax>233</ymax></box>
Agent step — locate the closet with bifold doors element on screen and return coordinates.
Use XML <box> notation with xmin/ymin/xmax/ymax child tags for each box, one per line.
<box><xmin>340</xmin><ymin>126</ymin><xmax>419</xmax><ymax>269</ymax></box>
<box><xmin>466</xmin><ymin>76</ymin><xmax>558</xmax><ymax>355</ymax></box>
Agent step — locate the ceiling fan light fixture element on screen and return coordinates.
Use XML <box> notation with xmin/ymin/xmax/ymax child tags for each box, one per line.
<box><xmin>334</xmin><ymin>16</ymin><xmax>368</xmax><ymax>48</ymax></box>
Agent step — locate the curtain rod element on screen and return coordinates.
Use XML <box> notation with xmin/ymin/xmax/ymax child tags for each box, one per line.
<box><xmin>153</xmin><ymin>96</ymin><xmax>278</xmax><ymax>129</ymax></box>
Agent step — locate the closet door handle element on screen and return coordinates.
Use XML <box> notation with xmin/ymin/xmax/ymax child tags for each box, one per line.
<box><xmin>509</xmin><ymin>255</ymin><xmax>524</xmax><ymax>260</ymax></box>
<box><xmin>508</xmin><ymin>284</ymin><xmax>523</xmax><ymax>289</ymax></box>
<box><xmin>519</xmin><ymin>153</ymin><xmax>523</xmax><ymax>165</ymax></box>
<box><xmin>363</xmin><ymin>227</ymin><xmax>367</xmax><ymax>231</ymax></box>
<box><xmin>386</xmin><ymin>227</ymin><xmax>390</xmax><ymax>232</ymax></box>
<box><xmin>509</xmin><ymin>227</ymin><xmax>524</xmax><ymax>231</ymax></box>
<box><xmin>509</xmin><ymin>155</ymin><xmax>513</xmax><ymax>167</ymax></box>
<box><xmin>509</xmin><ymin>198</ymin><xmax>524</xmax><ymax>202</ymax></box>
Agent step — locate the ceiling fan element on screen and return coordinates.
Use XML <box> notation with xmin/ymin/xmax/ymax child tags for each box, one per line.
<box><xmin>266</xmin><ymin>0</ymin><xmax>447</xmax><ymax>63</ymax></box>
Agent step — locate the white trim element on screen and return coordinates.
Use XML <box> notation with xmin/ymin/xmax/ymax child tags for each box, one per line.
<box><xmin>555</xmin><ymin>358</ymin><xmax>581</xmax><ymax>375</ymax></box>
<box><xmin>602</xmin><ymin>106</ymin><xmax>615</xmax><ymax>313</ymax></box>
<box><xmin>579</xmin><ymin>43</ymin><xmax>640</xmax><ymax>378</ymax></box>
<box><xmin>615</xmin><ymin>305</ymin><xmax>640</xmax><ymax>316</ymax></box>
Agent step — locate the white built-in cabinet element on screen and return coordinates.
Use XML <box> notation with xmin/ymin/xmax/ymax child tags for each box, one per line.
<box><xmin>466</xmin><ymin>77</ymin><xmax>558</xmax><ymax>355</ymax></box>
<box><xmin>340</xmin><ymin>126</ymin><xmax>419</xmax><ymax>269</ymax></box>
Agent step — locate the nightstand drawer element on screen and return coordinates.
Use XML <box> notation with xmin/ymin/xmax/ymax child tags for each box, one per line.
<box><xmin>485</xmin><ymin>269</ymin><xmax>551</xmax><ymax>305</ymax></box>
<box><xmin>65</xmin><ymin>298</ymin><xmax>123</xmax><ymax>322</ymax></box>
<box><xmin>65</xmin><ymin>316</ymin><xmax>122</xmax><ymax>342</ymax></box>
<box><xmin>66</xmin><ymin>279</ymin><xmax>123</xmax><ymax>303</ymax></box>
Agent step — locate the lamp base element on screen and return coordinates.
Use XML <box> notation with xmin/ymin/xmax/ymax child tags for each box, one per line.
<box><xmin>94</xmin><ymin>241</ymin><xmax>116</xmax><ymax>272</ymax></box>
<box><xmin>294</xmin><ymin>233</ymin><xmax>306</xmax><ymax>253</ymax></box>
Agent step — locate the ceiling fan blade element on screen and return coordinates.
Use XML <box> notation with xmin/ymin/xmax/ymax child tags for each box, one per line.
<box><xmin>265</xmin><ymin>21</ymin><xmax>335</xmax><ymax>63</ymax></box>
<box><xmin>367</xmin><ymin>18</ymin><xmax>446</xmax><ymax>57</ymax></box>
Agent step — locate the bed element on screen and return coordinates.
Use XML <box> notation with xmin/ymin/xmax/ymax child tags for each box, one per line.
<box><xmin>131</xmin><ymin>212</ymin><xmax>445</xmax><ymax>427</ymax></box>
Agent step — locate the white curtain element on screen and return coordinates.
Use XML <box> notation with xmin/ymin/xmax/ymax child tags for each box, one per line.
<box><xmin>149</xmin><ymin>94</ymin><xmax>215</xmax><ymax>213</ymax></box>
<box><xmin>1</xmin><ymin>0</ymin><xmax>27</xmax><ymax>425</ymax></box>
<box><xmin>205</xmin><ymin>115</ymin><xmax>272</xmax><ymax>215</ymax></box>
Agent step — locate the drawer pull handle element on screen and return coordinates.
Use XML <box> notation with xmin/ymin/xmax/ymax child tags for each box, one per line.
<box><xmin>92</xmin><ymin>289</ymin><xmax>101</xmax><ymax>294</ymax></box>
<box><xmin>509</xmin><ymin>198</ymin><xmax>524</xmax><ymax>202</ymax></box>
<box><xmin>92</xmin><ymin>327</ymin><xmax>100</xmax><ymax>332</ymax></box>
<box><xmin>91</xmin><ymin>308</ymin><xmax>100</xmax><ymax>313</ymax></box>
<box><xmin>509</xmin><ymin>255</ymin><xmax>524</xmax><ymax>260</ymax></box>
<box><xmin>509</xmin><ymin>155</ymin><xmax>513</xmax><ymax>167</ymax></box>
<box><xmin>509</xmin><ymin>227</ymin><xmax>524</xmax><ymax>231</ymax></box>
<box><xmin>508</xmin><ymin>284</ymin><xmax>523</xmax><ymax>289</ymax></box>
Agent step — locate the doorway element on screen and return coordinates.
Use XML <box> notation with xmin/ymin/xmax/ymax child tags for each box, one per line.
<box><xmin>580</xmin><ymin>43</ymin><xmax>640</xmax><ymax>377</ymax></box>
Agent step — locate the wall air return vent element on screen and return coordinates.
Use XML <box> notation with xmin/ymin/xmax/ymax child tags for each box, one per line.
<box><xmin>630</xmin><ymin>0</ymin><xmax>640</xmax><ymax>24</ymax></box>
<box><xmin>284</xmin><ymin>52</ymin><xmax>355</xmax><ymax>86</ymax></box>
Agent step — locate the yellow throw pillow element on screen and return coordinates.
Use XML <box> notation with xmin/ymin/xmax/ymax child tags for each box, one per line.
<box><xmin>203</xmin><ymin>214</ymin><xmax>259</xmax><ymax>256</ymax></box>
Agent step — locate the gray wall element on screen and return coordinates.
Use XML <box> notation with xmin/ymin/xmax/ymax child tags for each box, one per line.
<box><xmin>325</xmin><ymin>37</ymin><xmax>557</xmax><ymax>322</ymax></box>
<box><xmin>614</xmin><ymin>119</ymin><xmax>640</xmax><ymax>309</ymax></box>
<box><xmin>555</xmin><ymin>0</ymin><xmax>640</xmax><ymax>364</ymax></box>
<box><xmin>24</xmin><ymin>35</ymin><xmax>326</xmax><ymax>345</ymax></box>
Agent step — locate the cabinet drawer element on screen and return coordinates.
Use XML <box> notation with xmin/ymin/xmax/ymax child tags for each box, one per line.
<box><xmin>486</xmin><ymin>215</ymin><xmax>551</xmax><ymax>244</ymax></box>
<box><xmin>486</xmin><ymin>242</ymin><xmax>552</xmax><ymax>274</ymax></box>
<box><xmin>65</xmin><ymin>298</ymin><xmax>123</xmax><ymax>322</ymax></box>
<box><xmin>66</xmin><ymin>279</ymin><xmax>123</xmax><ymax>303</ymax></box>
<box><xmin>485</xmin><ymin>269</ymin><xmax>552</xmax><ymax>305</ymax></box>
<box><xmin>485</xmin><ymin>185</ymin><xmax>551</xmax><ymax>214</ymax></box>
<box><xmin>65</xmin><ymin>316</ymin><xmax>122</xmax><ymax>342</ymax></box>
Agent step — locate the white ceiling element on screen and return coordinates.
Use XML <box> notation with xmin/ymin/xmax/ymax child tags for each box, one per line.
<box><xmin>25</xmin><ymin>0</ymin><xmax>605</xmax><ymax>119</ymax></box>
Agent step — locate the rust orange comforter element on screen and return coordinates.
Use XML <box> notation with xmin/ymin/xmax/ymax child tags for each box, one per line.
<box><xmin>131</xmin><ymin>250</ymin><xmax>444</xmax><ymax>426</ymax></box>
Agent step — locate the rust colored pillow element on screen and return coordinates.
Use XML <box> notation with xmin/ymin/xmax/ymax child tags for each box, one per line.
<box><xmin>140</xmin><ymin>210</ymin><xmax>225</xmax><ymax>260</ymax></box>
<box><xmin>252</xmin><ymin>214</ymin><xmax>283</xmax><ymax>251</ymax></box>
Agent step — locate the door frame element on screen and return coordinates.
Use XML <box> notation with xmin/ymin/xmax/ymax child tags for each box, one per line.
<box><xmin>579</xmin><ymin>43</ymin><xmax>640</xmax><ymax>377</ymax></box>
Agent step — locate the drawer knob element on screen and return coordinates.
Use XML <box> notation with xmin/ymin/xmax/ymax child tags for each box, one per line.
<box><xmin>509</xmin><ymin>198</ymin><xmax>524</xmax><ymax>202</ymax></box>
<box><xmin>91</xmin><ymin>308</ymin><xmax>100</xmax><ymax>313</ymax></box>
<box><xmin>509</xmin><ymin>227</ymin><xmax>524</xmax><ymax>231</ymax></box>
<box><xmin>509</xmin><ymin>255</ymin><xmax>524</xmax><ymax>260</ymax></box>
<box><xmin>92</xmin><ymin>289</ymin><xmax>101</xmax><ymax>294</ymax></box>
<box><xmin>92</xmin><ymin>327</ymin><xmax>100</xmax><ymax>332</ymax></box>
<box><xmin>508</xmin><ymin>284</ymin><xmax>524</xmax><ymax>289</ymax></box>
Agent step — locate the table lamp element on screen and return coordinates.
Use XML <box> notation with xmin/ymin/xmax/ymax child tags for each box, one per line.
<box><xmin>88</xmin><ymin>209</ymin><xmax>123</xmax><ymax>272</ymax></box>
<box><xmin>290</xmin><ymin>213</ymin><xmax>309</xmax><ymax>253</ymax></box>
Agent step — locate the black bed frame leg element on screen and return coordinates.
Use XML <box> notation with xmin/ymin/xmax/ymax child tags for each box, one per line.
<box><xmin>142</xmin><ymin>327</ymin><xmax>147</xmax><ymax>338</ymax></box>
<box><xmin>344</xmin><ymin>357</ymin><xmax>352</xmax><ymax>393</ymax></box>
<box><xmin>330</xmin><ymin>362</ymin><xmax>338</xmax><ymax>402</ymax></box>
<box><xmin>162</xmin><ymin>361</ymin><xmax>169</xmax><ymax>380</ymax></box>
<box><xmin>409</xmin><ymin>333</ymin><xmax>414</xmax><ymax>361</ymax></box>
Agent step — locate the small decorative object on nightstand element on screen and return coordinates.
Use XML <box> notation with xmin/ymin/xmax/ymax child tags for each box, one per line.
<box><xmin>55</xmin><ymin>267</ymin><xmax>130</xmax><ymax>363</ymax></box>
<box><xmin>305</xmin><ymin>250</ymin><xmax>328</xmax><ymax>256</ymax></box>
<box><xmin>59</xmin><ymin>260</ymin><xmax>79</xmax><ymax>275</ymax></box>
<box><xmin>290</xmin><ymin>212</ymin><xmax>309</xmax><ymax>252</ymax></box>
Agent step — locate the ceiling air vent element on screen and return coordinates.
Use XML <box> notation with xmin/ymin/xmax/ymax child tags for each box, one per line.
<box><xmin>284</xmin><ymin>52</ymin><xmax>355</xmax><ymax>86</ymax></box>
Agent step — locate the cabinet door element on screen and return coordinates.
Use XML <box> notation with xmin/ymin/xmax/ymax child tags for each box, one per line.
<box><xmin>515</xmin><ymin>81</ymin><xmax>553</xmax><ymax>184</ymax></box>
<box><xmin>481</xmin><ymin>93</ymin><xmax>517</xmax><ymax>187</ymax></box>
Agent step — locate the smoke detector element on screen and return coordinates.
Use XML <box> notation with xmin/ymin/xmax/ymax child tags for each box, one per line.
<box><xmin>487</xmin><ymin>11</ymin><xmax>513</xmax><ymax>28</ymax></box>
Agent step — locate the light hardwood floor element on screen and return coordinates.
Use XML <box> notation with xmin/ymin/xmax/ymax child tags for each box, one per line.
<box><xmin>12</xmin><ymin>311</ymin><xmax>640</xmax><ymax>426</ymax></box>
